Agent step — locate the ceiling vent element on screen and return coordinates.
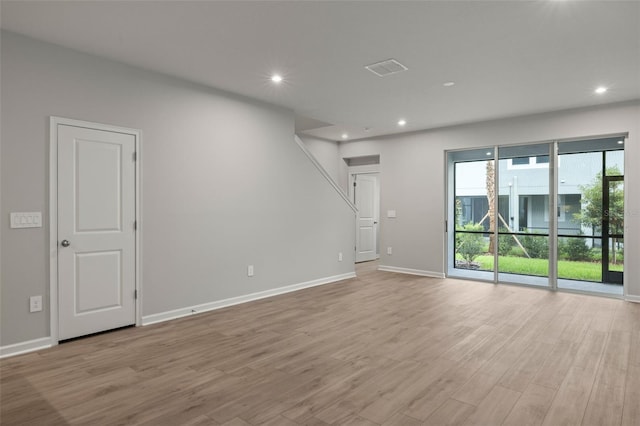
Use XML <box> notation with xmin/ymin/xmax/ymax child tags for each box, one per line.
<box><xmin>364</xmin><ymin>59</ymin><xmax>408</xmax><ymax>77</ymax></box>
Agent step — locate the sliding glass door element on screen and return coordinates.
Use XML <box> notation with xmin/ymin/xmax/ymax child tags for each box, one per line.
<box><xmin>447</xmin><ymin>135</ymin><xmax>625</xmax><ymax>296</ymax></box>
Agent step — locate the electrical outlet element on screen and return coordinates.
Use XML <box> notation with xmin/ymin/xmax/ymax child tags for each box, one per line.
<box><xmin>338</xmin><ymin>252</ymin><xmax>343</xmax><ymax>262</ymax></box>
<box><xmin>29</xmin><ymin>295</ymin><xmax>42</xmax><ymax>313</ymax></box>
<box><xmin>387</xmin><ymin>247</ymin><xmax>393</xmax><ymax>255</ymax></box>
<box><xmin>247</xmin><ymin>265</ymin><xmax>254</xmax><ymax>277</ymax></box>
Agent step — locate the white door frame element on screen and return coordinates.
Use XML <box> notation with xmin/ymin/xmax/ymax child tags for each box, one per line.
<box><xmin>49</xmin><ymin>116</ymin><xmax>142</xmax><ymax>344</ymax></box>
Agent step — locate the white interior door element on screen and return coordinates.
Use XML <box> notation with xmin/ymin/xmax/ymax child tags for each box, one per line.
<box><xmin>353</xmin><ymin>174</ymin><xmax>379</xmax><ymax>262</ymax></box>
<box><xmin>57</xmin><ymin>124</ymin><xmax>136</xmax><ymax>340</ymax></box>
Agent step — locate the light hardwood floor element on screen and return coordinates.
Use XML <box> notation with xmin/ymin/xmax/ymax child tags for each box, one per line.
<box><xmin>1</xmin><ymin>262</ymin><xmax>639</xmax><ymax>425</ymax></box>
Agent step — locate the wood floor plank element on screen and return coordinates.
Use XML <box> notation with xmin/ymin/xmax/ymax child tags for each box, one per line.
<box><xmin>582</xmin><ymin>330</ymin><xmax>630</xmax><ymax>426</ymax></box>
<box><xmin>498</xmin><ymin>340</ymin><xmax>554</xmax><ymax>392</ymax></box>
<box><xmin>423</xmin><ymin>397</ymin><xmax>475</xmax><ymax>426</ymax></box>
<box><xmin>502</xmin><ymin>383</ymin><xmax>556</xmax><ymax>426</ymax></box>
<box><xmin>459</xmin><ymin>385</ymin><xmax>521</xmax><ymax>426</ymax></box>
<box><xmin>452</xmin><ymin>371</ymin><xmax>504</xmax><ymax>406</ymax></box>
<box><xmin>541</xmin><ymin>329</ymin><xmax>608</xmax><ymax>426</ymax></box>
<box><xmin>258</xmin><ymin>414</ymin><xmax>300</xmax><ymax>426</ymax></box>
<box><xmin>357</xmin><ymin>356</ymin><xmax>456</xmax><ymax>424</ymax></box>
<box><xmin>339</xmin><ymin>415</ymin><xmax>380</xmax><ymax>426</ymax></box>
<box><xmin>300</xmin><ymin>419</ymin><xmax>331</xmax><ymax>426</ymax></box>
<box><xmin>402</xmin><ymin>357</ymin><xmax>486</xmax><ymax>420</ymax></box>
<box><xmin>381</xmin><ymin>412</ymin><xmax>423</xmax><ymax>426</ymax></box>
<box><xmin>621</xmin><ymin>363</ymin><xmax>640</xmax><ymax>426</ymax></box>
<box><xmin>280</xmin><ymin>357</ymin><xmax>396</xmax><ymax>423</ymax></box>
<box><xmin>220</xmin><ymin>418</ymin><xmax>251</xmax><ymax>426</ymax></box>
<box><xmin>179</xmin><ymin>414</ymin><xmax>220</xmax><ymax>425</ymax></box>
<box><xmin>1</xmin><ymin>261</ymin><xmax>638</xmax><ymax>426</ymax></box>
<box><xmin>532</xmin><ymin>339</ymin><xmax>580</xmax><ymax>390</ymax></box>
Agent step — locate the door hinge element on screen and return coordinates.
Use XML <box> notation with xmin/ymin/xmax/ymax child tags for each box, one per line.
<box><xmin>133</xmin><ymin>152</ymin><xmax>137</xmax><ymax>161</ymax></box>
<box><xmin>134</xmin><ymin>220</ymin><xmax>137</xmax><ymax>231</ymax></box>
<box><xmin>445</xmin><ymin>220</ymin><xmax>448</xmax><ymax>232</ymax></box>
<box><xmin>134</xmin><ymin>289</ymin><xmax>138</xmax><ymax>299</ymax></box>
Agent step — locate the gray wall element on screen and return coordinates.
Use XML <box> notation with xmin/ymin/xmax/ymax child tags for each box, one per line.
<box><xmin>299</xmin><ymin>136</ymin><xmax>340</xmax><ymax>184</ymax></box>
<box><xmin>338</xmin><ymin>101</ymin><xmax>640</xmax><ymax>298</ymax></box>
<box><xmin>0</xmin><ymin>32</ymin><xmax>355</xmax><ymax>346</ymax></box>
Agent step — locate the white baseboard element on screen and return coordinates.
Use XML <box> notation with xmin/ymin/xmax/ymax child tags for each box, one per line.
<box><xmin>625</xmin><ymin>294</ymin><xmax>640</xmax><ymax>303</ymax></box>
<box><xmin>0</xmin><ymin>337</ymin><xmax>54</xmax><ymax>359</ymax></box>
<box><xmin>377</xmin><ymin>265</ymin><xmax>445</xmax><ymax>279</ymax></box>
<box><xmin>142</xmin><ymin>272</ymin><xmax>356</xmax><ymax>326</ymax></box>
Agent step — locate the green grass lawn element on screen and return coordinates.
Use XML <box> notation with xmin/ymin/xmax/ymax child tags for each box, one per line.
<box><xmin>459</xmin><ymin>255</ymin><xmax>622</xmax><ymax>282</ymax></box>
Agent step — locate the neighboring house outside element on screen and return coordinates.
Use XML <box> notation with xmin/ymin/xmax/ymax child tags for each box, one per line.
<box><xmin>454</xmin><ymin>153</ymin><xmax>614</xmax><ymax>240</ymax></box>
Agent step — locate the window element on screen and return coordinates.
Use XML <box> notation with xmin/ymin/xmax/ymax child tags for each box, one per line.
<box><xmin>512</xmin><ymin>157</ymin><xmax>529</xmax><ymax>165</ymax></box>
<box><xmin>507</xmin><ymin>156</ymin><xmax>552</xmax><ymax>170</ymax></box>
<box><xmin>544</xmin><ymin>194</ymin><xmax>566</xmax><ymax>222</ymax></box>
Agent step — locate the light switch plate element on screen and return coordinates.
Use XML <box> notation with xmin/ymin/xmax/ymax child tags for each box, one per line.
<box><xmin>30</xmin><ymin>295</ymin><xmax>43</xmax><ymax>313</ymax></box>
<box><xmin>387</xmin><ymin>210</ymin><xmax>397</xmax><ymax>218</ymax></box>
<box><xmin>10</xmin><ymin>212</ymin><xmax>42</xmax><ymax>228</ymax></box>
<box><xmin>247</xmin><ymin>265</ymin><xmax>254</xmax><ymax>277</ymax></box>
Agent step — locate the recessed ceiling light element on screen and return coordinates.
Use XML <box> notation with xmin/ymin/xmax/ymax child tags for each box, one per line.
<box><xmin>617</xmin><ymin>140</ymin><xmax>624</xmax><ymax>145</ymax></box>
<box><xmin>443</xmin><ymin>82</ymin><xmax>455</xmax><ymax>87</ymax></box>
<box><xmin>398</xmin><ymin>119</ymin><xmax>407</xmax><ymax>126</ymax></box>
<box><xmin>341</xmin><ymin>133</ymin><xmax>349</xmax><ymax>140</ymax></box>
<box><xmin>594</xmin><ymin>86</ymin><xmax>607</xmax><ymax>94</ymax></box>
<box><xmin>271</xmin><ymin>74</ymin><xmax>283</xmax><ymax>83</ymax></box>
<box><xmin>486</xmin><ymin>152</ymin><xmax>492</xmax><ymax>156</ymax></box>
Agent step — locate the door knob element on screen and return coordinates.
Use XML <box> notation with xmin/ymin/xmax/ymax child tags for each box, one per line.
<box><xmin>60</xmin><ymin>240</ymin><xmax>70</xmax><ymax>247</ymax></box>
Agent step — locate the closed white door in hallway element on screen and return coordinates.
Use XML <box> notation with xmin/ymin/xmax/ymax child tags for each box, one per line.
<box><xmin>352</xmin><ymin>174</ymin><xmax>379</xmax><ymax>263</ymax></box>
<box><xmin>56</xmin><ymin>123</ymin><xmax>137</xmax><ymax>340</ymax></box>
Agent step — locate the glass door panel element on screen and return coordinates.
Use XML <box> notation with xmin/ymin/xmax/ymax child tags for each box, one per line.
<box><xmin>452</xmin><ymin>159</ymin><xmax>495</xmax><ymax>281</ymax></box>
<box><xmin>557</xmin><ymin>151</ymin><xmax>603</xmax><ymax>291</ymax></box>
<box><xmin>497</xmin><ymin>144</ymin><xmax>550</xmax><ymax>287</ymax></box>
<box><xmin>557</xmin><ymin>139</ymin><xmax>624</xmax><ymax>295</ymax></box>
<box><xmin>603</xmin><ymin>177</ymin><xmax>623</xmax><ymax>284</ymax></box>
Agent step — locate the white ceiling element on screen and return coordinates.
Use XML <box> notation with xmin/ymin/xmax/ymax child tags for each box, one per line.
<box><xmin>2</xmin><ymin>1</ymin><xmax>639</xmax><ymax>141</ymax></box>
